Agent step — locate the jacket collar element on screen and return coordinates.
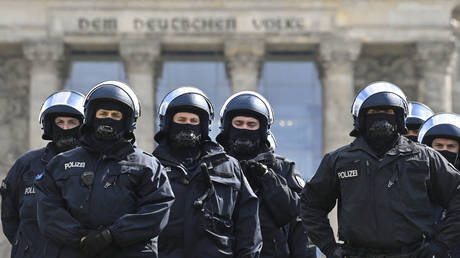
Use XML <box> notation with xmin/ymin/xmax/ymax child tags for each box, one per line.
<box><xmin>349</xmin><ymin>135</ymin><xmax>417</xmax><ymax>159</ymax></box>
<box><xmin>79</xmin><ymin>134</ymin><xmax>135</xmax><ymax>161</ymax></box>
<box><xmin>41</xmin><ymin>142</ymin><xmax>58</xmax><ymax>164</ymax></box>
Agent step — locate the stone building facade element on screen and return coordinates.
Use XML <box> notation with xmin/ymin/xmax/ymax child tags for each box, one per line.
<box><xmin>0</xmin><ymin>0</ymin><xmax>459</xmax><ymax>255</ymax></box>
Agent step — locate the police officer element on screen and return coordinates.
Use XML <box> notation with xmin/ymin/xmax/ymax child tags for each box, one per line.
<box><xmin>418</xmin><ymin>114</ymin><xmax>460</xmax><ymax>257</ymax></box>
<box><xmin>419</xmin><ymin>113</ymin><xmax>460</xmax><ymax>170</ymax></box>
<box><xmin>35</xmin><ymin>81</ymin><xmax>175</xmax><ymax>258</ymax></box>
<box><xmin>152</xmin><ymin>87</ymin><xmax>262</xmax><ymax>258</ymax></box>
<box><xmin>404</xmin><ymin>101</ymin><xmax>434</xmax><ymax>142</ymax></box>
<box><xmin>1</xmin><ymin>90</ymin><xmax>85</xmax><ymax>258</ymax></box>
<box><xmin>216</xmin><ymin>91</ymin><xmax>316</xmax><ymax>258</ymax></box>
<box><xmin>301</xmin><ymin>81</ymin><xmax>460</xmax><ymax>258</ymax></box>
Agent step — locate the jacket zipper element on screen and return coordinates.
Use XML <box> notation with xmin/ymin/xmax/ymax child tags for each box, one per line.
<box><xmin>366</xmin><ymin>160</ymin><xmax>379</xmax><ymax>232</ymax></box>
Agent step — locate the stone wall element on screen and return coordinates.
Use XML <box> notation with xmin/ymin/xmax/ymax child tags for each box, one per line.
<box><xmin>0</xmin><ymin>55</ymin><xmax>30</xmax><ymax>257</ymax></box>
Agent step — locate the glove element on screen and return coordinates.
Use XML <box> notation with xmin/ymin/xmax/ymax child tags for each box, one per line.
<box><xmin>242</xmin><ymin>160</ymin><xmax>269</xmax><ymax>177</ymax></box>
<box><xmin>418</xmin><ymin>240</ymin><xmax>448</xmax><ymax>258</ymax></box>
<box><xmin>324</xmin><ymin>244</ymin><xmax>346</xmax><ymax>258</ymax></box>
<box><xmin>254</xmin><ymin>152</ymin><xmax>276</xmax><ymax>168</ymax></box>
<box><xmin>80</xmin><ymin>228</ymin><xmax>112</xmax><ymax>257</ymax></box>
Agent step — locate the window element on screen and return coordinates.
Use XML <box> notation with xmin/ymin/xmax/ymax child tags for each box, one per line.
<box><xmin>259</xmin><ymin>61</ymin><xmax>322</xmax><ymax>179</ymax></box>
<box><xmin>64</xmin><ymin>61</ymin><xmax>126</xmax><ymax>93</ymax></box>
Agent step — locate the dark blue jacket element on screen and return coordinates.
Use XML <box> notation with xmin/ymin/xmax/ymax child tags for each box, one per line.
<box><xmin>1</xmin><ymin>143</ymin><xmax>57</xmax><ymax>258</ymax></box>
<box><xmin>247</xmin><ymin>152</ymin><xmax>316</xmax><ymax>258</ymax></box>
<box><xmin>35</xmin><ymin>140</ymin><xmax>175</xmax><ymax>258</ymax></box>
<box><xmin>153</xmin><ymin>140</ymin><xmax>262</xmax><ymax>258</ymax></box>
<box><xmin>301</xmin><ymin>136</ymin><xmax>460</xmax><ymax>255</ymax></box>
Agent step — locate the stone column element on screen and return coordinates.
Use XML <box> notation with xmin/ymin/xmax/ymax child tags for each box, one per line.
<box><xmin>23</xmin><ymin>40</ymin><xmax>64</xmax><ymax>149</ymax></box>
<box><xmin>454</xmin><ymin>44</ymin><xmax>460</xmax><ymax>114</ymax></box>
<box><xmin>120</xmin><ymin>40</ymin><xmax>160</xmax><ymax>152</ymax></box>
<box><xmin>451</xmin><ymin>29</ymin><xmax>460</xmax><ymax>114</ymax></box>
<box><xmin>319</xmin><ymin>39</ymin><xmax>361</xmax><ymax>154</ymax></box>
<box><xmin>225</xmin><ymin>38</ymin><xmax>265</xmax><ymax>93</ymax></box>
<box><xmin>416</xmin><ymin>41</ymin><xmax>455</xmax><ymax>112</ymax></box>
<box><xmin>0</xmin><ymin>56</ymin><xmax>30</xmax><ymax>257</ymax></box>
<box><xmin>318</xmin><ymin>39</ymin><xmax>360</xmax><ymax>244</ymax></box>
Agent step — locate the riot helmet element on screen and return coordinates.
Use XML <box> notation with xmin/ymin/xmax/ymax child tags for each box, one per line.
<box><xmin>406</xmin><ymin>102</ymin><xmax>434</xmax><ymax>131</ymax></box>
<box><xmin>156</xmin><ymin>86</ymin><xmax>214</xmax><ymax>143</ymax></box>
<box><xmin>418</xmin><ymin>113</ymin><xmax>460</xmax><ymax>145</ymax></box>
<box><xmin>216</xmin><ymin>91</ymin><xmax>275</xmax><ymax>159</ymax></box>
<box><xmin>350</xmin><ymin>81</ymin><xmax>408</xmax><ymax>137</ymax></box>
<box><xmin>419</xmin><ymin>113</ymin><xmax>460</xmax><ymax>166</ymax></box>
<box><xmin>39</xmin><ymin>90</ymin><xmax>85</xmax><ymax>140</ymax></box>
<box><xmin>82</xmin><ymin>81</ymin><xmax>141</xmax><ymax>140</ymax></box>
<box><xmin>219</xmin><ymin>91</ymin><xmax>274</xmax><ymax>135</ymax></box>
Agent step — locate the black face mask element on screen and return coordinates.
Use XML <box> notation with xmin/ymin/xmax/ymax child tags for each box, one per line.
<box><xmin>364</xmin><ymin>113</ymin><xmax>399</xmax><ymax>156</ymax></box>
<box><xmin>51</xmin><ymin>123</ymin><xmax>80</xmax><ymax>153</ymax></box>
<box><xmin>168</xmin><ymin>122</ymin><xmax>202</xmax><ymax>166</ymax></box>
<box><xmin>168</xmin><ymin>122</ymin><xmax>202</xmax><ymax>148</ymax></box>
<box><xmin>227</xmin><ymin>127</ymin><xmax>261</xmax><ymax>161</ymax></box>
<box><xmin>438</xmin><ymin>150</ymin><xmax>458</xmax><ymax>165</ymax></box>
<box><xmin>406</xmin><ymin>135</ymin><xmax>419</xmax><ymax>142</ymax></box>
<box><xmin>365</xmin><ymin>113</ymin><xmax>397</xmax><ymax>140</ymax></box>
<box><xmin>93</xmin><ymin>118</ymin><xmax>125</xmax><ymax>141</ymax></box>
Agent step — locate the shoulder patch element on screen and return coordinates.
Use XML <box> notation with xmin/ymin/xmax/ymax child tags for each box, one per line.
<box><xmin>295</xmin><ymin>175</ymin><xmax>305</xmax><ymax>188</ymax></box>
<box><xmin>64</xmin><ymin>161</ymin><xmax>86</xmax><ymax>170</ymax></box>
<box><xmin>35</xmin><ymin>173</ymin><xmax>44</xmax><ymax>180</ymax></box>
<box><xmin>337</xmin><ymin>169</ymin><xmax>359</xmax><ymax>179</ymax></box>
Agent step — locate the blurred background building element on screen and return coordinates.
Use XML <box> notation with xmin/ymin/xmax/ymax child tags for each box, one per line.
<box><xmin>0</xmin><ymin>0</ymin><xmax>460</xmax><ymax>256</ymax></box>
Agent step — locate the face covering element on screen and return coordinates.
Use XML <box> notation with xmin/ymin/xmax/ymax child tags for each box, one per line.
<box><xmin>51</xmin><ymin>123</ymin><xmax>80</xmax><ymax>153</ymax></box>
<box><xmin>227</xmin><ymin>127</ymin><xmax>261</xmax><ymax>161</ymax></box>
<box><xmin>168</xmin><ymin>122</ymin><xmax>202</xmax><ymax>165</ymax></box>
<box><xmin>364</xmin><ymin>113</ymin><xmax>399</xmax><ymax>156</ymax></box>
<box><xmin>406</xmin><ymin>135</ymin><xmax>419</xmax><ymax>142</ymax></box>
<box><xmin>438</xmin><ymin>150</ymin><xmax>458</xmax><ymax>165</ymax></box>
<box><xmin>93</xmin><ymin>117</ymin><xmax>125</xmax><ymax>141</ymax></box>
<box><xmin>168</xmin><ymin>123</ymin><xmax>202</xmax><ymax>148</ymax></box>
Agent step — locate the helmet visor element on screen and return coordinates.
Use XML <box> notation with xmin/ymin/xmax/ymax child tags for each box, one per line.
<box><xmin>91</xmin><ymin>81</ymin><xmax>141</xmax><ymax>118</ymax></box>
<box><xmin>407</xmin><ymin>102</ymin><xmax>434</xmax><ymax>121</ymax></box>
<box><xmin>352</xmin><ymin>82</ymin><xmax>407</xmax><ymax>117</ymax></box>
<box><xmin>219</xmin><ymin>91</ymin><xmax>274</xmax><ymax>125</ymax></box>
<box><xmin>418</xmin><ymin>113</ymin><xmax>460</xmax><ymax>143</ymax></box>
<box><xmin>39</xmin><ymin>91</ymin><xmax>85</xmax><ymax>123</ymax></box>
<box><xmin>158</xmin><ymin>87</ymin><xmax>214</xmax><ymax>120</ymax></box>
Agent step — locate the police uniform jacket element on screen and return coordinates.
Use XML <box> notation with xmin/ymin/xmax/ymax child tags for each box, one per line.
<box><xmin>1</xmin><ymin>143</ymin><xmax>57</xmax><ymax>258</ymax></box>
<box><xmin>301</xmin><ymin>136</ymin><xmax>460</xmax><ymax>254</ymax></box>
<box><xmin>153</xmin><ymin>140</ymin><xmax>262</xmax><ymax>258</ymax></box>
<box><xmin>250</xmin><ymin>152</ymin><xmax>316</xmax><ymax>258</ymax></box>
<box><xmin>35</xmin><ymin>139</ymin><xmax>175</xmax><ymax>258</ymax></box>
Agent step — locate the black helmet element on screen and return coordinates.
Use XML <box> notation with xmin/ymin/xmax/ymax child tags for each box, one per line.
<box><xmin>350</xmin><ymin>81</ymin><xmax>408</xmax><ymax>136</ymax></box>
<box><xmin>156</xmin><ymin>87</ymin><xmax>214</xmax><ymax>142</ymax></box>
<box><xmin>39</xmin><ymin>90</ymin><xmax>85</xmax><ymax>140</ymax></box>
<box><xmin>418</xmin><ymin>113</ymin><xmax>460</xmax><ymax>145</ymax></box>
<box><xmin>217</xmin><ymin>91</ymin><xmax>275</xmax><ymax>148</ymax></box>
<box><xmin>83</xmin><ymin>81</ymin><xmax>141</xmax><ymax>134</ymax></box>
<box><xmin>406</xmin><ymin>102</ymin><xmax>434</xmax><ymax>130</ymax></box>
